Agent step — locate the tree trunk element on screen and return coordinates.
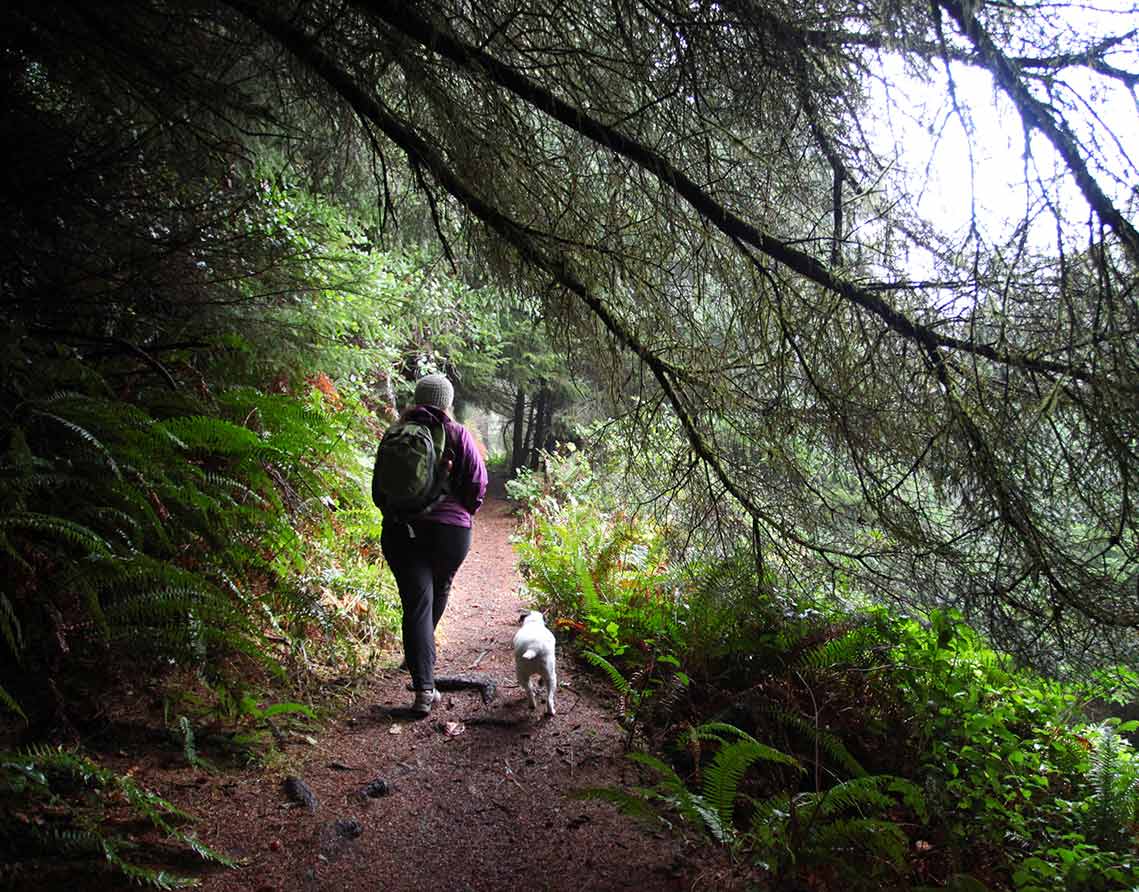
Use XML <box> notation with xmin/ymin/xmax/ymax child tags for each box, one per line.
<box><xmin>510</xmin><ymin>388</ymin><xmax>526</xmax><ymax>478</ymax></box>
<box><xmin>529</xmin><ymin>385</ymin><xmax>549</xmax><ymax>469</ymax></box>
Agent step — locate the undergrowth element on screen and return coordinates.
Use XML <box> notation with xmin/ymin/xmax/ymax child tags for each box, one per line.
<box><xmin>0</xmin><ymin>745</ymin><xmax>237</xmax><ymax>888</ymax></box>
<box><xmin>510</xmin><ymin>451</ymin><xmax>1139</xmax><ymax>891</ymax></box>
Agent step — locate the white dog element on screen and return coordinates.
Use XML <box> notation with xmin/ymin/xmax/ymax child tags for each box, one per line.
<box><xmin>513</xmin><ymin>611</ymin><xmax>557</xmax><ymax>716</ymax></box>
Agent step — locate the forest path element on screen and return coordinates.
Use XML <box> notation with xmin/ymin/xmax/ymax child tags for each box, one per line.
<box><xmin>190</xmin><ymin>483</ymin><xmax>728</xmax><ymax>892</ymax></box>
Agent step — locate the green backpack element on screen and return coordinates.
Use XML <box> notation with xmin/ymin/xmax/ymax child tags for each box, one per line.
<box><xmin>371</xmin><ymin>418</ymin><xmax>451</xmax><ymax>520</ymax></box>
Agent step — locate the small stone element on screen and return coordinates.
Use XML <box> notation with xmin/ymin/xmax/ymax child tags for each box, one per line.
<box><xmin>282</xmin><ymin>776</ymin><xmax>317</xmax><ymax>812</ymax></box>
<box><xmin>361</xmin><ymin>778</ymin><xmax>391</xmax><ymax>798</ymax></box>
<box><xmin>335</xmin><ymin>818</ymin><xmax>363</xmax><ymax>839</ymax></box>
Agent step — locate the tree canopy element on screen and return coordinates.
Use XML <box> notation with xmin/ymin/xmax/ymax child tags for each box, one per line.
<box><xmin>3</xmin><ymin>0</ymin><xmax>1137</xmax><ymax>669</ymax></box>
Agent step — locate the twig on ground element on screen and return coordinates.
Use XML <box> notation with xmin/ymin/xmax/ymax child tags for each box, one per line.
<box><xmin>466</xmin><ymin>649</ymin><xmax>490</xmax><ymax>669</ymax></box>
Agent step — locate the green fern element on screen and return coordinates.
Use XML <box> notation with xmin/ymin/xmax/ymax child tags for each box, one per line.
<box><xmin>0</xmin><ymin>683</ymin><xmax>26</xmax><ymax>721</ymax></box>
<box><xmin>0</xmin><ymin>512</ymin><xmax>111</xmax><ymax>555</ymax></box>
<box><xmin>172</xmin><ymin>831</ymin><xmax>236</xmax><ymax>867</ymax></box>
<box><xmin>688</xmin><ymin>720</ymin><xmax>760</xmax><ymax>744</ymax></box>
<box><xmin>583</xmin><ymin>650</ymin><xmax>632</xmax><ymax>696</ymax></box>
<box><xmin>753</xmin><ymin>702</ymin><xmax>867</xmax><ymax>777</ymax></box>
<box><xmin>99</xmin><ymin>839</ymin><xmax>200</xmax><ymax>890</ymax></box>
<box><xmin>30</xmin><ymin>827</ymin><xmax>103</xmax><ymax>856</ymax></box>
<box><xmin>175</xmin><ymin>715</ymin><xmax>214</xmax><ymax>772</ymax></box>
<box><xmin>1087</xmin><ymin>722</ymin><xmax>1139</xmax><ymax>848</ymax></box>
<box><xmin>572</xmin><ymin>785</ymin><xmax>662</xmax><ymax>823</ymax></box>
<box><xmin>799</xmin><ymin>774</ymin><xmax>926</xmax><ymax>822</ymax></box>
<box><xmin>1</xmin><ymin>745</ymin><xmax>234</xmax><ymax>887</ymax></box>
<box><xmin>156</xmin><ymin>415</ymin><xmax>266</xmax><ymax>457</ymax></box>
<box><xmin>800</xmin><ymin>624</ymin><xmax>887</xmax><ymax>671</ymax></box>
<box><xmin>576</xmin><ymin>555</ymin><xmax>601</xmax><ymax>612</ymax></box>
<box><xmin>0</xmin><ymin>591</ymin><xmax>22</xmax><ymax>658</ymax></box>
<box><xmin>0</xmin><ymin>372</ymin><xmax>362</xmax><ymax>729</ymax></box>
<box><xmin>31</xmin><ymin>410</ymin><xmax>122</xmax><ymax>479</ymax></box>
<box><xmin>807</xmin><ymin>816</ymin><xmax>909</xmax><ymax>866</ymax></box>
<box><xmin>702</xmin><ymin>738</ymin><xmax>802</xmax><ymax>841</ymax></box>
<box><xmin>578</xmin><ymin>732</ymin><xmax>801</xmax><ymax>847</ymax></box>
<box><xmin>749</xmin><ymin>773</ymin><xmax>926</xmax><ymax>877</ymax></box>
<box><xmin>625</xmin><ymin>751</ymin><xmax>725</xmax><ymax>838</ymax></box>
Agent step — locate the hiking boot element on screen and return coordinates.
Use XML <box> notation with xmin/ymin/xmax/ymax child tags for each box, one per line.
<box><xmin>410</xmin><ymin>689</ymin><xmax>441</xmax><ymax>716</ymax></box>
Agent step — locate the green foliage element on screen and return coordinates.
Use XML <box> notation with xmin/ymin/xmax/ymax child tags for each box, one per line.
<box><xmin>1087</xmin><ymin>722</ymin><xmax>1139</xmax><ymax>850</ymax></box>
<box><xmin>0</xmin><ymin>746</ymin><xmax>236</xmax><ymax>887</ymax></box>
<box><xmin>176</xmin><ymin>715</ymin><xmax>211</xmax><ymax>772</ymax></box>
<box><xmin>890</xmin><ymin>610</ymin><xmax>1139</xmax><ymax>890</ymax></box>
<box><xmin>587</xmin><ymin>718</ymin><xmax>922</xmax><ymax>885</ymax></box>
<box><xmin>0</xmin><ymin>386</ymin><xmax>350</xmax><ymax>699</ymax></box>
<box><xmin>582</xmin><ymin>649</ymin><xmax>690</xmax><ymax>750</ymax></box>
<box><xmin>514</xmin><ymin>446</ymin><xmax>1139</xmax><ymax>889</ymax></box>
<box><xmin>509</xmin><ymin>452</ymin><xmax>689</xmax><ymax>661</ymax></box>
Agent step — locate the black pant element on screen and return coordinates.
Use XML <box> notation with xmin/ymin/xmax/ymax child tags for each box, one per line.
<box><xmin>380</xmin><ymin>521</ymin><xmax>472</xmax><ymax>691</ymax></box>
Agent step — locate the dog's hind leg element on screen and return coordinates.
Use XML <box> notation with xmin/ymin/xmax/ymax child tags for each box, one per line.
<box><xmin>518</xmin><ymin>670</ymin><xmax>537</xmax><ymax>709</ymax></box>
<box><xmin>545</xmin><ymin>667</ymin><xmax>557</xmax><ymax>716</ymax></box>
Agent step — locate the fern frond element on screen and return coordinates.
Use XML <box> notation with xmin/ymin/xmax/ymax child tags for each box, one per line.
<box><xmin>1088</xmin><ymin>722</ymin><xmax>1139</xmax><ymax>846</ymax></box>
<box><xmin>35</xmin><ymin>392</ymin><xmax>153</xmax><ymax>430</ymax></box>
<box><xmin>703</xmin><ymin>739</ymin><xmax>800</xmax><ymax>833</ymax></box>
<box><xmin>755</xmin><ymin>702</ymin><xmax>866</xmax><ymax>777</ymax></box>
<box><xmin>0</xmin><ymin>591</ymin><xmax>23</xmax><ymax>656</ymax></box>
<box><xmin>575</xmin><ymin>555</ymin><xmax>601</xmax><ymax>611</ymax></box>
<box><xmin>750</xmin><ymin>791</ymin><xmax>793</xmax><ymax>833</ymax></box>
<box><xmin>100</xmin><ymin>839</ymin><xmax>199</xmax><ymax>890</ymax></box>
<box><xmin>31</xmin><ymin>410</ymin><xmax>122</xmax><ymax>478</ymax></box>
<box><xmin>113</xmin><ymin>775</ymin><xmax>192</xmax><ymax>832</ymax></box>
<box><xmin>203</xmin><ymin>472</ymin><xmax>272</xmax><ymax>509</ymax></box>
<box><xmin>800</xmin><ymin>624</ymin><xmax>884</xmax><ymax>671</ymax></box>
<box><xmin>689</xmin><ymin>721</ymin><xmax>758</xmax><ymax>744</ymax></box>
<box><xmin>103</xmin><ymin>586</ymin><xmax>239</xmax><ymax>628</ymax></box>
<box><xmin>687</xmin><ymin>796</ymin><xmax>734</xmax><ymax>843</ymax></box>
<box><xmin>572</xmin><ymin>786</ymin><xmax>661</xmax><ymax>822</ymax></box>
<box><xmin>0</xmin><ymin>512</ymin><xmax>111</xmax><ymax>555</ymax></box>
<box><xmin>0</xmin><ymin>527</ymin><xmax>35</xmax><ymax>572</ymax></box>
<box><xmin>627</xmin><ymin>751</ymin><xmax>687</xmax><ymax>792</ymax></box>
<box><xmin>809</xmin><ymin>817</ymin><xmax>908</xmax><ymax>865</ymax></box>
<box><xmin>173</xmin><ymin>831</ymin><xmax>237</xmax><ymax>867</ymax></box>
<box><xmin>583</xmin><ymin>651</ymin><xmax>632</xmax><ymax>696</ymax></box>
<box><xmin>31</xmin><ymin>827</ymin><xmax>104</xmax><ymax>856</ymax></box>
<box><xmin>157</xmin><ymin>415</ymin><xmax>264</xmax><ymax>456</ymax></box>
<box><xmin>799</xmin><ymin>775</ymin><xmax>900</xmax><ymax>818</ymax></box>
<box><xmin>0</xmin><ymin>683</ymin><xmax>27</xmax><ymax>721</ymax></box>
<box><xmin>79</xmin><ymin>505</ymin><xmax>141</xmax><ymax>548</ymax></box>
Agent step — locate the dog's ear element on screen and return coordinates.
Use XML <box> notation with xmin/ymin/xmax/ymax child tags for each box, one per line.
<box><xmin>517</xmin><ymin>611</ymin><xmax>530</xmax><ymax>624</ymax></box>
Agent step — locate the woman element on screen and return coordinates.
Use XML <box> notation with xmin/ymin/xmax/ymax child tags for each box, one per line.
<box><xmin>378</xmin><ymin>373</ymin><xmax>488</xmax><ymax>715</ymax></box>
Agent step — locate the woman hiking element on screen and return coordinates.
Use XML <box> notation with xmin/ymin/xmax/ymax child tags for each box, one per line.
<box><xmin>374</xmin><ymin>373</ymin><xmax>488</xmax><ymax>715</ymax></box>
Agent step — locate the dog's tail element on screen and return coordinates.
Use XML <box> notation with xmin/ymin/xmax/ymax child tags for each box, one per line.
<box><xmin>522</xmin><ymin>648</ymin><xmax>539</xmax><ymax>660</ymax></box>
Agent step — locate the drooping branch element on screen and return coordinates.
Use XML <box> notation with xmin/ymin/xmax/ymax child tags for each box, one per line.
<box><xmin>934</xmin><ymin>0</ymin><xmax>1139</xmax><ymax>267</ymax></box>
<box><xmin>356</xmin><ymin>0</ymin><xmax>1136</xmax><ymax>396</ymax></box>
<box><xmin>223</xmin><ymin>0</ymin><xmax>1138</xmax><ymax>645</ymax></box>
<box><xmin>222</xmin><ymin>0</ymin><xmax>772</xmax><ymax>526</ymax></box>
<box><xmin>718</xmin><ymin>4</ymin><xmax>1139</xmax><ymax>89</ymax></box>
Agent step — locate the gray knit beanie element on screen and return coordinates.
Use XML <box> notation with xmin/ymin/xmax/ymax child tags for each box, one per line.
<box><xmin>413</xmin><ymin>374</ymin><xmax>454</xmax><ymax>411</ymax></box>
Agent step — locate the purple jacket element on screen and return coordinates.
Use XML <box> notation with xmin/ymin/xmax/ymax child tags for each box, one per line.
<box><xmin>392</xmin><ymin>405</ymin><xmax>487</xmax><ymax>528</ymax></box>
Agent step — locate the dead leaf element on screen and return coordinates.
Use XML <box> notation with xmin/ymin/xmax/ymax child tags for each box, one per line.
<box><xmin>443</xmin><ymin>721</ymin><xmax>466</xmax><ymax>737</ymax></box>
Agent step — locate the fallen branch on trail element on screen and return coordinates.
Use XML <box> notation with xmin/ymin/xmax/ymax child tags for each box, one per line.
<box><xmin>433</xmin><ymin>675</ymin><xmax>498</xmax><ymax>704</ymax></box>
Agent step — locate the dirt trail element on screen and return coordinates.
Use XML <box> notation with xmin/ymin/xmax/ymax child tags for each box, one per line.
<box><xmin>188</xmin><ymin>487</ymin><xmax>728</xmax><ymax>892</ymax></box>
